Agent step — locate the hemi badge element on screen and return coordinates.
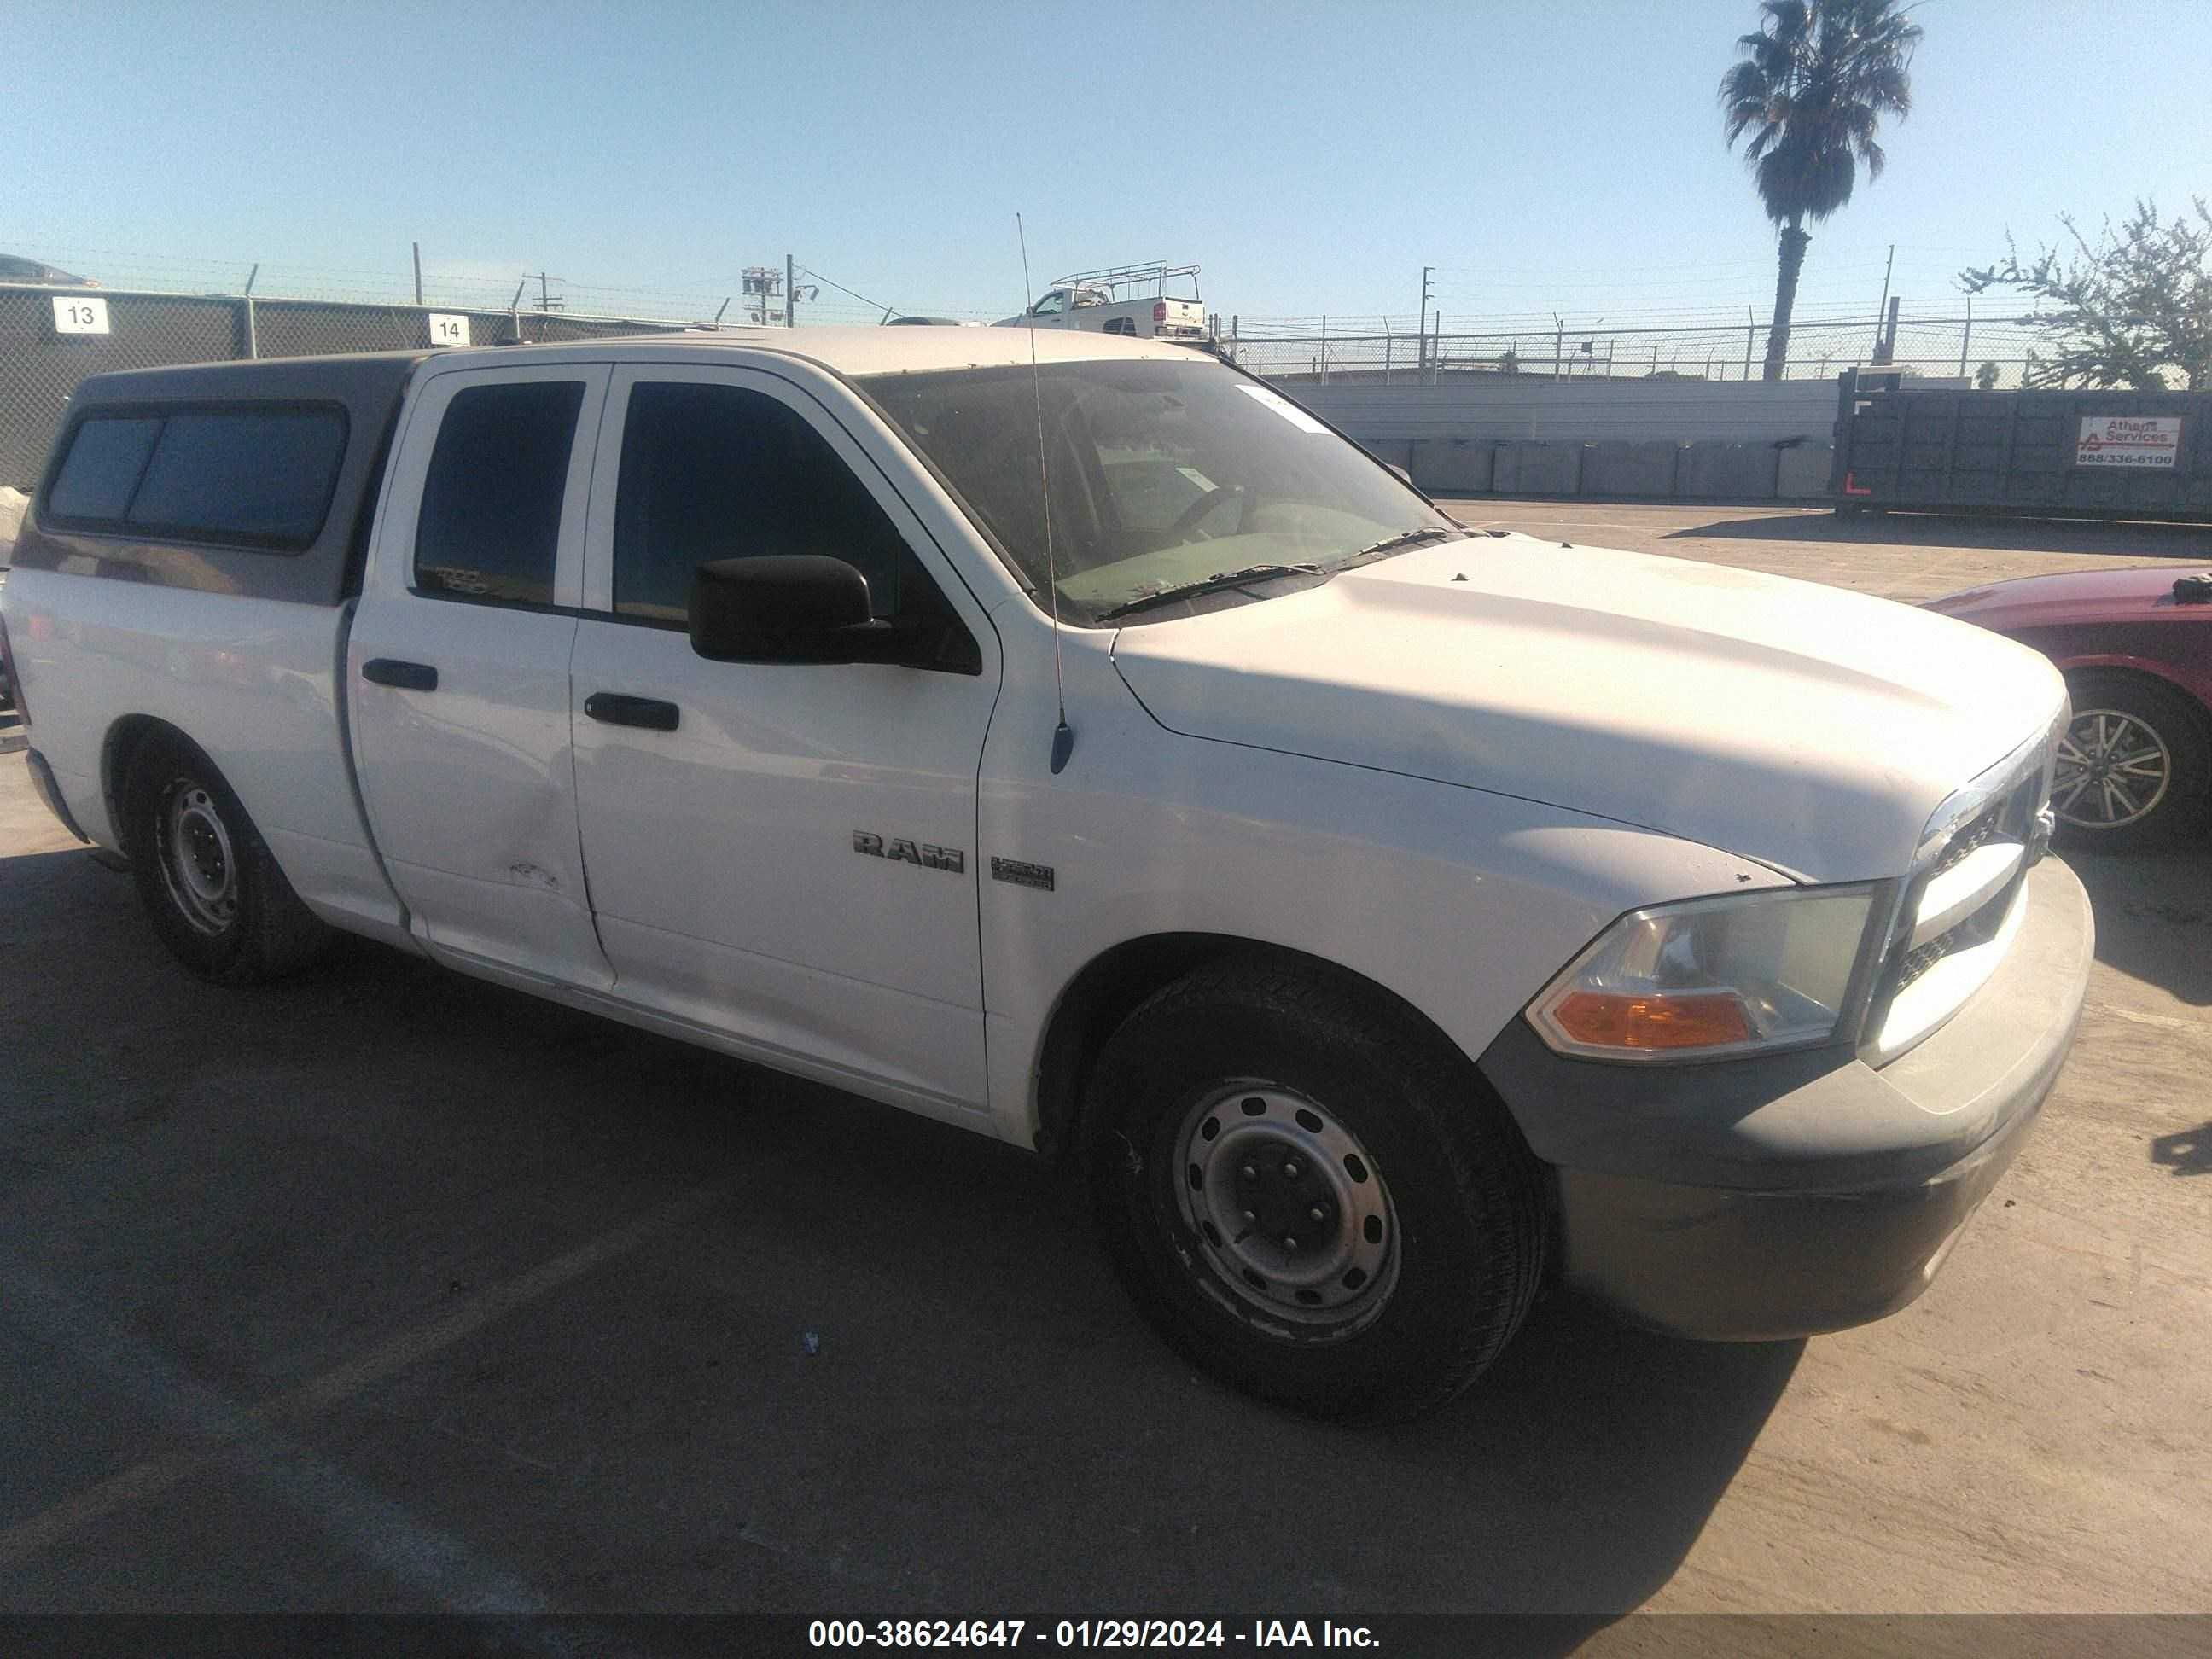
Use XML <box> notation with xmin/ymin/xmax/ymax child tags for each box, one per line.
<box><xmin>990</xmin><ymin>857</ymin><xmax>1056</xmax><ymax>892</ymax></box>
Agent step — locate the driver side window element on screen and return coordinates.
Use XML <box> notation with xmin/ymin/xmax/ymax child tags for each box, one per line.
<box><xmin>1030</xmin><ymin>289</ymin><xmax>1066</xmax><ymax>317</ymax></box>
<box><xmin>613</xmin><ymin>381</ymin><xmax>910</xmax><ymax>624</ymax></box>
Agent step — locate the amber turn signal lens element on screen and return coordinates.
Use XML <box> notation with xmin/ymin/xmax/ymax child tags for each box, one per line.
<box><xmin>1550</xmin><ymin>991</ymin><xmax>1754</xmax><ymax>1051</ymax></box>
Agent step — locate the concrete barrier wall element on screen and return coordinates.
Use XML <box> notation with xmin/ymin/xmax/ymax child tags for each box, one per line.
<box><xmin>1409</xmin><ymin>439</ymin><xmax>1493</xmax><ymax>494</ymax></box>
<box><xmin>1289</xmin><ymin>376</ymin><xmax>1848</xmax><ymax>502</ymax></box>
<box><xmin>1396</xmin><ymin>439</ymin><xmax>1833</xmax><ymax>503</ymax></box>
<box><xmin>1776</xmin><ymin>442</ymin><xmax>1833</xmax><ymax>499</ymax></box>
<box><xmin>1680</xmin><ymin>440</ymin><xmax>1779</xmax><ymax>500</ymax></box>
<box><xmin>1493</xmin><ymin>441</ymin><xmax>1583</xmax><ymax>495</ymax></box>
<box><xmin>1289</xmin><ymin>377</ymin><xmax>1838</xmax><ymax>446</ymax></box>
<box><xmin>1581</xmin><ymin>440</ymin><xmax>1681</xmax><ymax>498</ymax></box>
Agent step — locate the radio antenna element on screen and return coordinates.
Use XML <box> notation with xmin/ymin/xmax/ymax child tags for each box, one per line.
<box><xmin>1019</xmin><ymin>212</ymin><xmax>1075</xmax><ymax>774</ymax></box>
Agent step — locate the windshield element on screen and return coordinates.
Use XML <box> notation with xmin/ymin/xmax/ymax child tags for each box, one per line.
<box><xmin>856</xmin><ymin>358</ymin><xmax>1456</xmax><ymax>626</ymax></box>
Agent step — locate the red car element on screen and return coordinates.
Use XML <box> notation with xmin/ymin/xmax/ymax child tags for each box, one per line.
<box><xmin>1924</xmin><ymin>567</ymin><xmax>2212</xmax><ymax>849</ymax></box>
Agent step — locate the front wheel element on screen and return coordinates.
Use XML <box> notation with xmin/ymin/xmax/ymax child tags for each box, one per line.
<box><xmin>2052</xmin><ymin>672</ymin><xmax>2210</xmax><ymax>852</ymax></box>
<box><xmin>1085</xmin><ymin>958</ymin><xmax>1550</xmax><ymax>1423</ymax></box>
<box><xmin>122</xmin><ymin>735</ymin><xmax>332</xmax><ymax>983</ymax></box>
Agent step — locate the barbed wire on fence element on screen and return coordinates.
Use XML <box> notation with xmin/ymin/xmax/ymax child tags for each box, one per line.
<box><xmin>1215</xmin><ymin>307</ymin><xmax>2046</xmax><ymax>390</ymax></box>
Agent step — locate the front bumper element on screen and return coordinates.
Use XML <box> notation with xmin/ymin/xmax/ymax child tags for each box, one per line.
<box><xmin>1478</xmin><ymin>858</ymin><xmax>2094</xmax><ymax>1340</ymax></box>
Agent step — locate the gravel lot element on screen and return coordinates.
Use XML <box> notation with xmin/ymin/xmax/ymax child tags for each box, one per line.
<box><xmin>1</xmin><ymin>502</ymin><xmax>2207</xmax><ymax>1632</ymax></box>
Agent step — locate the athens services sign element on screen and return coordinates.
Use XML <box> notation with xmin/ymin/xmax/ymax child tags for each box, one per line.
<box><xmin>2075</xmin><ymin>415</ymin><xmax>2182</xmax><ymax>469</ymax></box>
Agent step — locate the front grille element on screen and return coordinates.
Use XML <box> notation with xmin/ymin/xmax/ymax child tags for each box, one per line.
<box><xmin>1864</xmin><ymin>724</ymin><xmax>2058</xmax><ymax>1063</ymax></box>
<box><xmin>1929</xmin><ymin>807</ymin><xmax>2000</xmax><ymax>879</ymax></box>
<box><xmin>1890</xmin><ymin>888</ymin><xmax>2013</xmax><ymax>998</ymax></box>
<box><xmin>1890</xmin><ymin>935</ymin><xmax>1950</xmax><ymax>997</ymax></box>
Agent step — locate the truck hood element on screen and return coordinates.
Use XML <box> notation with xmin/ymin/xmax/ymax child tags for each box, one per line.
<box><xmin>1109</xmin><ymin>535</ymin><xmax>2064</xmax><ymax>882</ymax></box>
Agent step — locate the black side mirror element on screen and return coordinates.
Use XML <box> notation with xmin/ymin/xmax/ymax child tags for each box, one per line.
<box><xmin>689</xmin><ymin>556</ymin><xmax>882</xmax><ymax>663</ymax></box>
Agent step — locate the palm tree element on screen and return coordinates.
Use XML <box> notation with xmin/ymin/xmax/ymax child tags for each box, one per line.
<box><xmin>1720</xmin><ymin>0</ymin><xmax>1922</xmax><ymax>380</ymax></box>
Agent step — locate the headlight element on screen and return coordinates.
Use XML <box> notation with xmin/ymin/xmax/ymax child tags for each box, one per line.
<box><xmin>1528</xmin><ymin>885</ymin><xmax>1877</xmax><ymax>1063</ymax></box>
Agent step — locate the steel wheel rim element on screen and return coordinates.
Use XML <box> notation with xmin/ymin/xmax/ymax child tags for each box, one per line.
<box><xmin>2052</xmin><ymin>708</ymin><xmax>2172</xmax><ymax>830</ymax></box>
<box><xmin>1171</xmin><ymin>1083</ymin><xmax>1400</xmax><ymax>1335</ymax></box>
<box><xmin>162</xmin><ymin>783</ymin><xmax>239</xmax><ymax>934</ymax></box>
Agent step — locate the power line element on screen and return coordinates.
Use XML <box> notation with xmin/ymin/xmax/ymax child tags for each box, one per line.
<box><xmin>800</xmin><ymin>265</ymin><xmax>899</xmax><ymax>321</ymax></box>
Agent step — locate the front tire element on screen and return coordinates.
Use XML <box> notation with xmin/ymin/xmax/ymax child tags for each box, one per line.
<box><xmin>122</xmin><ymin>735</ymin><xmax>332</xmax><ymax>983</ymax></box>
<box><xmin>1085</xmin><ymin>958</ymin><xmax>1549</xmax><ymax>1423</ymax></box>
<box><xmin>2052</xmin><ymin>672</ymin><xmax>2209</xmax><ymax>852</ymax></box>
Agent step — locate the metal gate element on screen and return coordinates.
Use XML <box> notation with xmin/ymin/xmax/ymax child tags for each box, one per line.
<box><xmin>1829</xmin><ymin>370</ymin><xmax>2212</xmax><ymax>522</ymax></box>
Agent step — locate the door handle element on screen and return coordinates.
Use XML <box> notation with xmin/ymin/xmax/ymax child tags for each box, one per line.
<box><xmin>362</xmin><ymin>658</ymin><xmax>439</xmax><ymax>691</ymax></box>
<box><xmin>584</xmin><ymin>692</ymin><xmax>680</xmax><ymax>732</ymax></box>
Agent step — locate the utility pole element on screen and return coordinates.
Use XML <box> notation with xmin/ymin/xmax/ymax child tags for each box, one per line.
<box><xmin>412</xmin><ymin>242</ymin><xmax>423</xmax><ymax>306</ymax></box>
<box><xmin>786</xmin><ymin>253</ymin><xmax>797</xmax><ymax>327</ymax></box>
<box><xmin>1873</xmin><ymin>243</ymin><xmax>1895</xmax><ymax>359</ymax></box>
<box><xmin>742</xmin><ymin>266</ymin><xmax>782</xmax><ymax>324</ymax></box>
<box><xmin>525</xmin><ymin>272</ymin><xmax>564</xmax><ymax>312</ymax></box>
<box><xmin>1873</xmin><ymin>294</ymin><xmax>1901</xmax><ymax>366</ymax></box>
<box><xmin>1417</xmin><ymin>265</ymin><xmax>1434</xmax><ymax>377</ymax></box>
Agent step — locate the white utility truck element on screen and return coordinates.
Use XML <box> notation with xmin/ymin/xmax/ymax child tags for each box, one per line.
<box><xmin>997</xmin><ymin>262</ymin><xmax>1208</xmax><ymax>342</ymax></box>
<box><xmin>2</xmin><ymin>328</ymin><xmax>2091</xmax><ymax>1420</ymax></box>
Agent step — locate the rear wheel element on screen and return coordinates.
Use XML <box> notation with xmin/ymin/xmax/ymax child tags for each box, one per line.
<box><xmin>122</xmin><ymin>735</ymin><xmax>332</xmax><ymax>982</ymax></box>
<box><xmin>2052</xmin><ymin>672</ymin><xmax>2209</xmax><ymax>851</ymax></box>
<box><xmin>1085</xmin><ymin>958</ymin><xmax>1549</xmax><ymax>1423</ymax></box>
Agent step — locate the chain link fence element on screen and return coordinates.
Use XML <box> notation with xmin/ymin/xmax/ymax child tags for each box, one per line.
<box><xmin>0</xmin><ymin>284</ymin><xmax>699</xmax><ymax>489</ymax></box>
<box><xmin>2</xmin><ymin>271</ymin><xmax>2067</xmax><ymax>491</ymax></box>
<box><xmin>1219</xmin><ymin>309</ymin><xmax>2043</xmax><ymax>393</ymax></box>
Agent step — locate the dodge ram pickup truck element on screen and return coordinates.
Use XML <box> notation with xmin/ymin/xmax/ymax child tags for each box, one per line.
<box><xmin>0</xmin><ymin>328</ymin><xmax>2093</xmax><ymax>1421</ymax></box>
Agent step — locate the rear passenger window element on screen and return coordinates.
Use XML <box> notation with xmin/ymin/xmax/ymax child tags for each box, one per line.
<box><xmin>613</xmin><ymin>381</ymin><xmax>908</xmax><ymax>623</ymax></box>
<box><xmin>47</xmin><ymin>410</ymin><xmax>344</xmax><ymax>547</ymax></box>
<box><xmin>48</xmin><ymin>417</ymin><xmax>162</xmax><ymax>522</ymax></box>
<box><xmin>414</xmin><ymin>381</ymin><xmax>585</xmax><ymax>606</ymax></box>
<box><xmin>127</xmin><ymin>410</ymin><xmax>346</xmax><ymax>543</ymax></box>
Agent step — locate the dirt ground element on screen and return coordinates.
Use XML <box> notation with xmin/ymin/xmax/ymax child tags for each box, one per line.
<box><xmin>0</xmin><ymin>504</ymin><xmax>2207</xmax><ymax>1636</ymax></box>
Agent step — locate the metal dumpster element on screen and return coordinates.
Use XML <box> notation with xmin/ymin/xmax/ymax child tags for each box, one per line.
<box><xmin>1829</xmin><ymin>370</ymin><xmax>2212</xmax><ymax>522</ymax></box>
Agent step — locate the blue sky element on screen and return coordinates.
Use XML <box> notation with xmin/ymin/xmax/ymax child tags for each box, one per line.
<box><xmin>8</xmin><ymin>0</ymin><xmax>2208</xmax><ymax>330</ymax></box>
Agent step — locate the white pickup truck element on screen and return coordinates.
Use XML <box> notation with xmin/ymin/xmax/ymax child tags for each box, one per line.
<box><xmin>997</xmin><ymin>263</ymin><xmax>1209</xmax><ymax>342</ymax></box>
<box><xmin>2</xmin><ymin>328</ymin><xmax>2092</xmax><ymax>1420</ymax></box>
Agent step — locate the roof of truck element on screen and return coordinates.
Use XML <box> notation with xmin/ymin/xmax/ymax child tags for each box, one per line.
<box><xmin>60</xmin><ymin>329</ymin><xmax>1208</xmax><ymax>413</ymax></box>
<box><xmin>65</xmin><ymin>349</ymin><xmax>434</xmax><ymax>409</ymax></box>
<box><xmin>447</xmin><ymin>324</ymin><xmax>1209</xmax><ymax>378</ymax></box>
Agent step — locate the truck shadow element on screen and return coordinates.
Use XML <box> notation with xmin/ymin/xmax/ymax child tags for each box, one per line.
<box><xmin>0</xmin><ymin>845</ymin><xmax>1797</xmax><ymax>1631</ymax></box>
<box><xmin>2064</xmin><ymin>846</ymin><xmax>2212</xmax><ymax>1006</ymax></box>
<box><xmin>1668</xmin><ymin>510</ymin><xmax>2212</xmax><ymax>556</ymax></box>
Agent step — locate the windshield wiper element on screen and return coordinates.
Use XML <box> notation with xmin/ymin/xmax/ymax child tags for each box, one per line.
<box><xmin>1340</xmin><ymin>525</ymin><xmax>1467</xmax><ymax>565</ymax></box>
<box><xmin>1095</xmin><ymin>562</ymin><xmax>1327</xmax><ymax>622</ymax></box>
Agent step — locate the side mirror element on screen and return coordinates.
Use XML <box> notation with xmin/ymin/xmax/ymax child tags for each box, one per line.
<box><xmin>689</xmin><ymin>555</ymin><xmax>882</xmax><ymax>663</ymax></box>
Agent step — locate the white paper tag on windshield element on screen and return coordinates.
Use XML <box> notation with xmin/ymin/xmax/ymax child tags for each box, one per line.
<box><xmin>1237</xmin><ymin>384</ymin><xmax>1330</xmax><ymax>434</ymax></box>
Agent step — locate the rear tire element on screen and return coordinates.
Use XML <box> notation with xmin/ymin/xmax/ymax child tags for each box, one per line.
<box><xmin>2053</xmin><ymin>672</ymin><xmax>2209</xmax><ymax>852</ymax></box>
<box><xmin>122</xmin><ymin>735</ymin><xmax>332</xmax><ymax>983</ymax></box>
<box><xmin>1084</xmin><ymin>957</ymin><xmax>1549</xmax><ymax>1423</ymax></box>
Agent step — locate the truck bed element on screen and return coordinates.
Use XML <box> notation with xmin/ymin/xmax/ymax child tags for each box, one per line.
<box><xmin>4</xmin><ymin>350</ymin><xmax>428</xmax><ymax>940</ymax></box>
